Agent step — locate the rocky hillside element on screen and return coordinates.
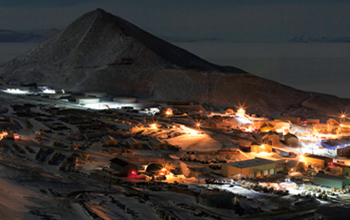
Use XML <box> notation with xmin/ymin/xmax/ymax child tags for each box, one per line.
<box><xmin>0</xmin><ymin>8</ymin><xmax>349</xmax><ymax>116</ymax></box>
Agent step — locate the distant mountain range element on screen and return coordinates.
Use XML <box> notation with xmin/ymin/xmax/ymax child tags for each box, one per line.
<box><xmin>288</xmin><ymin>36</ymin><xmax>350</xmax><ymax>43</ymax></box>
<box><xmin>0</xmin><ymin>29</ymin><xmax>59</xmax><ymax>43</ymax></box>
<box><xmin>161</xmin><ymin>37</ymin><xmax>225</xmax><ymax>43</ymax></box>
<box><xmin>1</xmin><ymin>8</ymin><xmax>350</xmax><ymax>117</ymax></box>
<box><xmin>0</xmin><ymin>28</ymin><xmax>223</xmax><ymax>44</ymax></box>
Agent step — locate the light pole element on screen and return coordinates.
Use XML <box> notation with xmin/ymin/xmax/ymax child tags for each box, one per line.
<box><xmin>340</xmin><ymin>114</ymin><xmax>346</xmax><ymax>123</ymax></box>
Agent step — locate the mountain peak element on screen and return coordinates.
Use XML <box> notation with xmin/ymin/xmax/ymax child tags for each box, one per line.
<box><xmin>86</xmin><ymin>8</ymin><xmax>113</xmax><ymax>19</ymax></box>
<box><xmin>93</xmin><ymin>8</ymin><xmax>107</xmax><ymax>13</ymax></box>
<box><xmin>69</xmin><ymin>8</ymin><xmax>246</xmax><ymax>72</ymax></box>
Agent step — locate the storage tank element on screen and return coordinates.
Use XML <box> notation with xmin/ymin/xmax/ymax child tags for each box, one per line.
<box><xmin>85</xmin><ymin>92</ymin><xmax>108</xmax><ymax>98</ymax></box>
<box><xmin>76</xmin><ymin>97</ymin><xmax>100</xmax><ymax>104</ymax></box>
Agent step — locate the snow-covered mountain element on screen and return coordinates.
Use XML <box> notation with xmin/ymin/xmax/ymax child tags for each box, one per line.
<box><xmin>0</xmin><ymin>8</ymin><xmax>349</xmax><ymax>116</ymax></box>
<box><xmin>289</xmin><ymin>36</ymin><xmax>350</xmax><ymax>43</ymax></box>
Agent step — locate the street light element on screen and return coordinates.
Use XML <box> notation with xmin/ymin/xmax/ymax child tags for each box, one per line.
<box><xmin>340</xmin><ymin>112</ymin><xmax>347</xmax><ymax>123</ymax></box>
<box><xmin>165</xmin><ymin>108</ymin><xmax>173</xmax><ymax>117</ymax></box>
<box><xmin>196</xmin><ymin>122</ymin><xmax>201</xmax><ymax>132</ymax></box>
<box><xmin>150</xmin><ymin>123</ymin><xmax>157</xmax><ymax>129</ymax></box>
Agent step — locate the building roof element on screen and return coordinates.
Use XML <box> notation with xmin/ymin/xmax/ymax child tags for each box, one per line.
<box><xmin>110</xmin><ymin>157</ymin><xmax>130</xmax><ymax>167</ymax></box>
<box><xmin>132</xmin><ymin>161</ymin><xmax>150</xmax><ymax>166</ymax></box>
<box><xmin>226</xmin><ymin>158</ymin><xmax>275</xmax><ymax>169</ymax></box>
<box><xmin>314</xmin><ymin>173</ymin><xmax>347</xmax><ymax>181</ymax></box>
<box><xmin>284</xmin><ymin>133</ymin><xmax>298</xmax><ymax>139</ymax></box>
<box><xmin>304</xmin><ymin>154</ymin><xmax>332</xmax><ymax>161</ymax></box>
<box><xmin>338</xmin><ymin>145</ymin><xmax>350</xmax><ymax>150</ymax></box>
<box><xmin>101</xmin><ymin>135</ymin><xmax>117</xmax><ymax>143</ymax></box>
<box><xmin>149</xmin><ymin>138</ymin><xmax>165</xmax><ymax>145</ymax></box>
<box><xmin>250</xmin><ymin>142</ymin><xmax>260</xmax><ymax>146</ymax></box>
<box><xmin>322</xmin><ymin>138</ymin><xmax>350</xmax><ymax>147</ymax></box>
<box><xmin>267</xmin><ymin>131</ymin><xmax>279</xmax><ymax>135</ymax></box>
<box><xmin>146</xmin><ymin>163</ymin><xmax>163</xmax><ymax>173</ymax></box>
<box><xmin>125</xmin><ymin>137</ymin><xmax>140</xmax><ymax>145</ymax></box>
<box><xmin>262</xmin><ymin>131</ymin><xmax>280</xmax><ymax>140</ymax></box>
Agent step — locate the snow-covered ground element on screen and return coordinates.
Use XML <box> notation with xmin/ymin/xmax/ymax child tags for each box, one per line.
<box><xmin>167</xmin><ymin>133</ymin><xmax>222</xmax><ymax>152</ymax></box>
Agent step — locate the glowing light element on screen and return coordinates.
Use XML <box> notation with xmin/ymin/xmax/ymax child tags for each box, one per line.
<box><xmin>0</xmin><ymin>131</ymin><xmax>7</xmax><ymax>141</ymax></box>
<box><xmin>3</xmin><ymin>88</ymin><xmax>29</xmax><ymax>94</ymax></box>
<box><xmin>13</xmin><ymin>134</ymin><xmax>19</xmax><ymax>140</ymax></box>
<box><xmin>150</xmin><ymin>123</ymin><xmax>157</xmax><ymax>129</ymax></box>
<box><xmin>235</xmin><ymin>117</ymin><xmax>252</xmax><ymax>124</ymax></box>
<box><xmin>260</xmin><ymin>144</ymin><xmax>265</xmax><ymax>148</ymax></box>
<box><xmin>159</xmin><ymin>168</ymin><xmax>167</xmax><ymax>176</ymax></box>
<box><xmin>82</xmin><ymin>103</ymin><xmax>120</xmax><ymax>110</ymax></box>
<box><xmin>299</xmin><ymin>155</ymin><xmax>304</xmax><ymax>162</ymax></box>
<box><xmin>130</xmin><ymin>170</ymin><xmax>137</xmax><ymax>176</ymax></box>
<box><xmin>236</xmin><ymin>108</ymin><xmax>246</xmax><ymax>117</ymax></box>
<box><xmin>42</xmin><ymin>89</ymin><xmax>55</xmax><ymax>94</ymax></box>
<box><xmin>165</xmin><ymin>109</ymin><xmax>173</xmax><ymax>116</ymax></box>
<box><xmin>340</xmin><ymin>112</ymin><xmax>347</xmax><ymax>123</ymax></box>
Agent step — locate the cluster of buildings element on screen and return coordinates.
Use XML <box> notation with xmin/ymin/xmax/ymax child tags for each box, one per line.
<box><xmin>5</xmin><ymin>81</ymin><xmax>350</xmax><ymax>219</ymax></box>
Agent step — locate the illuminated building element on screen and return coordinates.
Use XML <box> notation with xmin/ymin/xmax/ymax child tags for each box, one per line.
<box><xmin>221</xmin><ymin>158</ymin><xmax>282</xmax><ymax>177</ymax></box>
<box><xmin>250</xmin><ymin>143</ymin><xmax>273</xmax><ymax>153</ymax></box>
<box><xmin>301</xmin><ymin>154</ymin><xmax>332</xmax><ymax>168</ymax></box>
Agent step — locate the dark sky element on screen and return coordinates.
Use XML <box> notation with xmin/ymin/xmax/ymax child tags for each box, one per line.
<box><xmin>1</xmin><ymin>0</ymin><xmax>350</xmax><ymax>42</ymax></box>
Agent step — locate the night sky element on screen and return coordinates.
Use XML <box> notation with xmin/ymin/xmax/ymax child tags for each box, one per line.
<box><xmin>1</xmin><ymin>0</ymin><xmax>350</xmax><ymax>42</ymax></box>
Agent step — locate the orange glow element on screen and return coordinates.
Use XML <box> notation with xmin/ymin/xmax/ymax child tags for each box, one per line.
<box><xmin>236</xmin><ymin>108</ymin><xmax>246</xmax><ymax>116</ymax></box>
<box><xmin>0</xmin><ymin>131</ymin><xmax>7</xmax><ymax>141</ymax></box>
<box><xmin>299</xmin><ymin>155</ymin><xmax>304</xmax><ymax>162</ymax></box>
<box><xmin>165</xmin><ymin>109</ymin><xmax>173</xmax><ymax>116</ymax></box>
<box><xmin>159</xmin><ymin>168</ymin><xmax>167</xmax><ymax>176</ymax></box>
<box><xmin>14</xmin><ymin>134</ymin><xmax>19</xmax><ymax>140</ymax></box>
<box><xmin>150</xmin><ymin>123</ymin><xmax>157</xmax><ymax>129</ymax></box>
